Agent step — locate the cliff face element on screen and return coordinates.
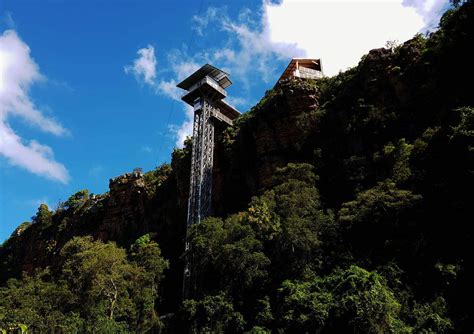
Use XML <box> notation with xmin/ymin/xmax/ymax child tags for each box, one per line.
<box><xmin>1</xmin><ymin>170</ymin><xmax>185</xmax><ymax>294</ymax></box>
<box><xmin>213</xmin><ymin>80</ymin><xmax>321</xmax><ymax>215</ymax></box>
<box><xmin>98</xmin><ymin>173</ymin><xmax>147</xmax><ymax>242</ymax></box>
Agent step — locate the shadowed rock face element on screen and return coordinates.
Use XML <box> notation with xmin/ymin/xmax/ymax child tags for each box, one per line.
<box><xmin>213</xmin><ymin>80</ymin><xmax>321</xmax><ymax>216</ymax></box>
<box><xmin>98</xmin><ymin>173</ymin><xmax>147</xmax><ymax>242</ymax></box>
<box><xmin>0</xmin><ymin>169</ymin><xmax>186</xmax><ymax>278</ymax></box>
<box><xmin>0</xmin><ymin>166</ymin><xmax>189</xmax><ymax>312</ymax></box>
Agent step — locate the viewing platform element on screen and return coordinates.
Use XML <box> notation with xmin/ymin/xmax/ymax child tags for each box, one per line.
<box><xmin>277</xmin><ymin>58</ymin><xmax>323</xmax><ymax>84</ymax></box>
<box><xmin>178</xmin><ymin>64</ymin><xmax>232</xmax><ymax>105</ymax></box>
<box><xmin>181</xmin><ymin>75</ymin><xmax>227</xmax><ymax>105</ymax></box>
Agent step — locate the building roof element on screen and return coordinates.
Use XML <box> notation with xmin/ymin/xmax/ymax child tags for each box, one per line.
<box><xmin>277</xmin><ymin>58</ymin><xmax>322</xmax><ymax>83</ymax></box>
<box><xmin>177</xmin><ymin>64</ymin><xmax>232</xmax><ymax>90</ymax></box>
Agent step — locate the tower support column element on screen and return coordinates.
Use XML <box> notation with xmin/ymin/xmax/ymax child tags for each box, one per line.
<box><xmin>187</xmin><ymin>98</ymin><xmax>215</xmax><ymax>227</ymax></box>
<box><xmin>177</xmin><ymin>64</ymin><xmax>240</xmax><ymax>299</ymax></box>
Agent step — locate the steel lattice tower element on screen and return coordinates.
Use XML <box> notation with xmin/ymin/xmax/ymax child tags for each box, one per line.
<box><xmin>177</xmin><ymin>64</ymin><xmax>240</xmax><ymax>298</ymax></box>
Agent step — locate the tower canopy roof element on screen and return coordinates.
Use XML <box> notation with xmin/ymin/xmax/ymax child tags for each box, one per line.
<box><xmin>177</xmin><ymin>64</ymin><xmax>232</xmax><ymax>91</ymax></box>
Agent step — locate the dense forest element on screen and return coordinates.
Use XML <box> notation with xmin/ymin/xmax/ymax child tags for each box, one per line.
<box><xmin>1</xmin><ymin>1</ymin><xmax>473</xmax><ymax>332</ymax></box>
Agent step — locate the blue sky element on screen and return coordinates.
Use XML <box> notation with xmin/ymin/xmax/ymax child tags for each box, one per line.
<box><xmin>0</xmin><ymin>0</ymin><xmax>449</xmax><ymax>242</ymax></box>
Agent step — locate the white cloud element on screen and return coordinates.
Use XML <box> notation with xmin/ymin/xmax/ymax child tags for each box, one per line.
<box><xmin>263</xmin><ymin>0</ymin><xmax>432</xmax><ymax>76</ymax></box>
<box><xmin>220</xmin><ymin>15</ymin><xmax>305</xmax><ymax>83</ymax></box>
<box><xmin>226</xmin><ymin>96</ymin><xmax>250</xmax><ymax>109</ymax></box>
<box><xmin>125</xmin><ymin>46</ymin><xmax>199</xmax><ymax>102</ymax></box>
<box><xmin>158</xmin><ymin>60</ymin><xmax>198</xmax><ymax>148</ymax></box>
<box><xmin>155</xmin><ymin>59</ymin><xmax>200</xmax><ymax>102</ymax></box>
<box><xmin>192</xmin><ymin>6</ymin><xmax>304</xmax><ymax>85</ymax></box>
<box><xmin>0</xmin><ymin>121</ymin><xmax>69</xmax><ymax>183</ymax></box>
<box><xmin>193</xmin><ymin>7</ymin><xmax>219</xmax><ymax>36</ymax></box>
<box><xmin>126</xmin><ymin>46</ymin><xmax>201</xmax><ymax>147</ymax></box>
<box><xmin>169</xmin><ymin>59</ymin><xmax>200</xmax><ymax>83</ymax></box>
<box><xmin>124</xmin><ymin>45</ymin><xmax>157</xmax><ymax>86</ymax></box>
<box><xmin>0</xmin><ymin>30</ymin><xmax>69</xmax><ymax>183</ymax></box>
<box><xmin>169</xmin><ymin>0</ymin><xmax>448</xmax><ymax>146</ymax></box>
<box><xmin>158</xmin><ymin>58</ymin><xmax>200</xmax><ymax>147</ymax></box>
<box><xmin>169</xmin><ymin>104</ymin><xmax>194</xmax><ymax>148</ymax></box>
<box><xmin>403</xmin><ymin>0</ymin><xmax>448</xmax><ymax>29</ymax></box>
<box><xmin>153</xmin><ymin>56</ymin><xmax>199</xmax><ymax>147</ymax></box>
<box><xmin>193</xmin><ymin>0</ymin><xmax>448</xmax><ymax>78</ymax></box>
<box><xmin>157</xmin><ymin>79</ymin><xmax>181</xmax><ymax>101</ymax></box>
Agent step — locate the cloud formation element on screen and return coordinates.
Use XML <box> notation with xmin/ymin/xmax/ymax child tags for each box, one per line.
<box><xmin>192</xmin><ymin>0</ymin><xmax>448</xmax><ymax>77</ymax></box>
<box><xmin>169</xmin><ymin>104</ymin><xmax>194</xmax><ymax>148</ymax></box>
<box><xmin>403</xmin><ymin>0</ymin><xmax>449</xmax><ymax>29</ymax></box>
<box><xmin>0</xmin><ymin>30</ymin><xmax>69</xmax><ymax>183</ymax></box>
<box><xmin>190</xmin><ymin>6</ymin><xmax>305</xmax><ymax>85</ymax></box>
<box><xmin>263</xmin><ymin>0</ymin><xmax>443</xmax><ymax>76</ymax></box>
<box><xmin>157</xmin><ymin>52</ymin><xmax>200</xmax><ymax>148</ymax></box>
<box><xmin>126</xmin><ymin>46</ymin><xmax>200</xmax><ymax>147</ymax></box>
<box><xmin>124</xmin><ymin>45</ymin><xmax>157</xmax><ymax>86</ymax></box>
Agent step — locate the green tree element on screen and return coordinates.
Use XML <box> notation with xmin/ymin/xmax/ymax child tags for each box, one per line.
<box><xmin>279</xmin><ymin>266</ymin><xmax>410</xmax><ymax>333</ymax></box>
<box><xmin>183</xmin><ymin>292</ymin><xmax>245</xmax><ymax>333</ymax></box>
<box><xmin>129</xmin><ymin>234</ymin><xmax>169</xmax><ymax>332</ymax></box>
<box><xmin>0</xmin><ymin>271</ymin><xmax>82</xmax><ymax>332</ymax></box>
<box><xmin>382</xmin><ymin>139</ymin><xmax>414</xmax><ymax>184</ymax></box>
<box><xmin>63</xmin><ymin>189</ymin><xmax>90</xmax><ymax>210</ymax></box>
<box><xmin>256</xmin><ymin>163</ymin><xmax>334</xmax><ymax>279</ymax></box>
<box><xmin>412</xmin><ymin>297</ymin><xmax>453</xmax><ymax>332</ymax></box>
<box><xmin>188</xmin><ymin>216</ymin><xmax>270</xmax><ymax>298</ymax></box>
<box><xmin>60</xmin><ymin>236</ymin><xmax>135</xmax><ymax>330</ymax></box>
<box><xmin>31</xmin><ymin>204</ymin><xmax>52</xmax><ymax>226</ymax></box>
<box><xmin>338</xmin><ymin>181</ymin><xmax>422</xmax><ymax>263</ymax></box>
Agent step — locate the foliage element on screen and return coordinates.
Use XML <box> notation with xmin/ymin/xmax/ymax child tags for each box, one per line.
<box><xmin>60</xmin><ymin>236</ymin><xmax>135</xmax><ymax>324</ymax></box>
<box><xmin>451</xmin><ymin>107</ymin><xmax>474</xmax><ymax>151</ymax></box>
<box><xmin>279</xmin><ymin>266</ymin><xmax>410</xmax><ymax>333</ymax></box>
<box><xmin>143</xmin><ymin>163</ymin><xmax>172</xmax><ymax>190</ymax></box>
<box><xmin>0</xmin><ymin>272</ymin><xmax>82</xmax><ymax>332</ymax></box>
<box><xmin>382</xmin><ymin>139</ymin><xmax>414</xmax><ymax>184</ymax></box>
<box><xmin>183</xmin><ymin>292</ymin><xmax>245</xmax><ymax>333</ymax></box>
<box><xmin>62</xmin><ymin>189</ymin><xmax>90</xmax><ymax>210</ymax></box>
<box><xmin>412</xmin><ymin>297</ymin><xmax>453</xmax><ymax>332</ymax></box>
<box><xmin>129</xmin><ymin>234</ymin><xmax>169</xmax><ymax>332</ymax></box>
<box><xmin>188</xmin><ymin>216</ymin><xmax>270</xmax><ymax>297</ymax></box>
<box><xmin>11</xmin><ymin>222</ymin><xmax>31</xmax><ymax>237</ymax></box>
<box><xmin>31</xmin><ymin>204</ymin><xmax>52</xmax><ymax>226</ymax></box>
<box><xmin>0</xmin><ymin>236</ymin><xmax>168</xmax><ymax>333</ymax></box>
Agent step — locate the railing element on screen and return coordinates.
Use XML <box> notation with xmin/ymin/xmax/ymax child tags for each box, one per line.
<box><xmin>295</xmin><ymin>67</ymin><xmax>323</xmax><ymax>79</ymax></box>
<box><xmin>184</xmin><ymin>76</ymin><xmax>227</xmax><ymax>98</ymax></box>
<box><xmin>194</xmin><ymin>99</ymin><xmax>202</xmax><ymax>111</ymax></box>
<box><xmin>211</xmin><ymin>109</ymin><xmax>233</xmax><ymax>126</ymax></box>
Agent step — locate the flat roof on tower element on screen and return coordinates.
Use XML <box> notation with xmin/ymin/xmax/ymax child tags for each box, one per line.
<box><xmin>177</xmin><ymin>64</ymin><xmax>232</xmax><ymax>90</ymax></box>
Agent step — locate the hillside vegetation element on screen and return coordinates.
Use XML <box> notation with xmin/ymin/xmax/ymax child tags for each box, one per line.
<box><xmin>1</xmin><ymin>2</ymin><xmax>473</xmax><ymax>332</ymax></box>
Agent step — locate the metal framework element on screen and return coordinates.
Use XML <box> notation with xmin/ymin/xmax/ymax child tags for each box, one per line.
<box><xmin>177</xmin><ymin>64</ymin><xmax>240</xmax><ymax>298</ymax></box>
<box><xmin>187</xmin><ymin>99</ymin><xmax>215</xmax><ymax>227</ymax></box>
